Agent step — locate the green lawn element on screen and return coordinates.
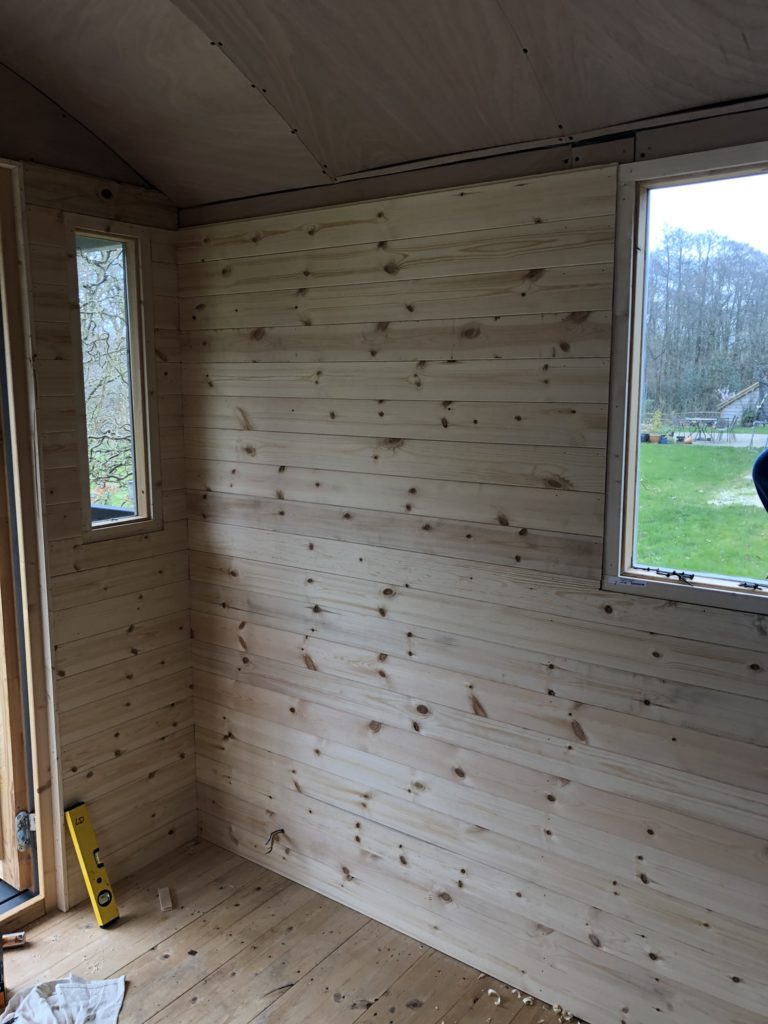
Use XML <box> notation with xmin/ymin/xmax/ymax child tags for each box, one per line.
<box><xmin>636</xmin><ymin>444</ymin><xmax>768</xmax><ymax>581</ymax></box>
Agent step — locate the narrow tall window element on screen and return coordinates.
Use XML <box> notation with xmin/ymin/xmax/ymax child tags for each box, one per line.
<box><xmin>74</xmin><ymin>232</ymin><xmax>151</xmax><ymax>528</ymax></box>
<box><xmin>606</xmin><ymin>147</ymin><xmax>768</xmax><ymax>610</ymax></box>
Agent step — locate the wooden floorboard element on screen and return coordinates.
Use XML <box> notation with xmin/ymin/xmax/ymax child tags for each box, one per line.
<box><xmin>4</xmin><ymin>840</ymin><xmax>565</xmax><ymax>1024</ymax></box>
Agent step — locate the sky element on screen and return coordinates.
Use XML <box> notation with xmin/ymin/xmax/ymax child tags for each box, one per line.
<box><xmin>647</xmin><ymin>172</ymin><xmax>768</xmax><ymax>254</ymax></box>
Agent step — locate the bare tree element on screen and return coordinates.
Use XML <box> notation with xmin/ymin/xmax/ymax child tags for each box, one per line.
<box><xmin>76</xmin><ymin>241</ymin><xmax>135</xmax><ymax>510</ymax></box>
<box><xmin>643</xmin><ymin>228</ymin><xmax>768</xmax><ymax>422</ymax></box>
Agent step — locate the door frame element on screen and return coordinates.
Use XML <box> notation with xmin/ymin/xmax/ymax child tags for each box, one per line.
<box><xmin>0</xmin><ymin>160</ymin><xmax>62</xmax><ymax>928</ymax></box>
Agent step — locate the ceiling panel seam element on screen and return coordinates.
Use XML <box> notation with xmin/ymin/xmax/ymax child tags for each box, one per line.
<box><xmin>492</xmin><ymin>0</ymin><xmax>566</xmax><ymax>137</ymax></box>
<box><xmin>167</xmin><ymin>0</ymin><xmax>332</xmax><ymax>183</ymax></box>
<box><xmin>326</xmin><ymin>93</ymin><xmax>768</xmax><ymax>181</ymax></box>
<box><xmin>0</xmin><ymin>59</ymin><xmax>155</xmax><ymax>191</ymax></box>
<box><xmin>177</xmin><ymin>94</ymin><xmax>768</xmax><ymax>221</ymax></box>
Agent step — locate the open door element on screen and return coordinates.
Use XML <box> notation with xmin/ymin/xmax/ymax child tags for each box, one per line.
<box><xmin>0</xmin><ymin>169</ymin><xmax>33</xmax><ymax>897</ymax></box>
<box><xmin>0</xmin><ymin>351</ymin><xmax>31</xmax><ymax>895</ymax></box>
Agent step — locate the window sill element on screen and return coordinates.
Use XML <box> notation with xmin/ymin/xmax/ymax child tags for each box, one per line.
<box><xmin>602</xmin><ymin>570</ymin><xmax>768</xmax><ymax>614</ymax></box>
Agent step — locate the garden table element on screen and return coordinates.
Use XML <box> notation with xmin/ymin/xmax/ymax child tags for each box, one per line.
<box><xmin>684</xmin><ymin>416</ymin><xmax>717</xmax><ymax>441</ymax></box>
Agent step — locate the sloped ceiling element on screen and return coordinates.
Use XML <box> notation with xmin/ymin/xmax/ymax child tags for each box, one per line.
<box><xmin>1</xmin><ymin>0</ymin><xmax>767</xmax><ymax>208</ymax></box>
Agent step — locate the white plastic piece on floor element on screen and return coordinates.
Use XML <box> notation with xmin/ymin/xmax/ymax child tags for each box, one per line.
<box><xmin>157</xmin><ymin>887</ymin><xmax>173</xmax><ymax>912</ymax></box>
<box><xmin>0</xmin><ymin>974</ymin><xmax>125</xmax><ymax>1023</ymax></box>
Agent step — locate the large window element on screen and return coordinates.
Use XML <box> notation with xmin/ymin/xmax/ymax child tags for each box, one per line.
<box><xmin>606</xmin><ymin>146</ymin><xmax>768</xmax><ymax>611</ymax></box>
<box><xmin>73</xmin><ymin>229</ymin><xmax>155</xmax><ymax>531</ymax></box>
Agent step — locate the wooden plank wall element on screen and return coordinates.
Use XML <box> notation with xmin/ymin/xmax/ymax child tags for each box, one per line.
<box><xmin>22</xmin><ymin>165</ymin><xmax>196</xmax><ymax>902</ymax></box>
<box><xmin>178</xmin><ymin>165</ymin><xmax>768</xmax><ymax>1024</ymax></box>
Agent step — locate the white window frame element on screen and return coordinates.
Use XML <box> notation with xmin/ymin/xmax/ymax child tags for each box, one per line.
<box><xmin>66</xmin><ymin>215</ymin><xmax>161</xmax><ymax>540</ymax></box>
<box><xmin>604</xmin><ymin>142</ymin><xmax>768</xmax><ymax>614</ymax></box>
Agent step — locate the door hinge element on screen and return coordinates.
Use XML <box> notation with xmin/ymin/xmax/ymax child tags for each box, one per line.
<box><xmin>15</xmin><ymin>810</ymin><xmax>35</xmax><ymax>851</ymax></box>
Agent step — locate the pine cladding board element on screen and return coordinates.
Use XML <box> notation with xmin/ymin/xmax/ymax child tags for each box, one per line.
<box><xmin>23</xmin><ymin>165</ymin><xmax>194</xmax><ymax>906</ymax></box>
<box><xmin>179</xmin><ymin>163</ymin><xmax>768</xmax><ymax>1024</ymax></box>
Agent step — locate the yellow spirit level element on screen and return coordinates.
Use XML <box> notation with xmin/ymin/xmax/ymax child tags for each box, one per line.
<box><xmin>64</xmin><ymin>803</ymin><xmax>119</xmax><ymax>927</ymax></box>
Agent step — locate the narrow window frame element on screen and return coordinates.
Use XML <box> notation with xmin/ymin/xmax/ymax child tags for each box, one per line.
<box><xmin>66</xmin><ymin>215</ymin><xmax>161</xmax><ymax>540</ymax></box>
<box><xmin>604</xmin><ymin>142</ymin><xmax>768</xmax><ymax>613</ymax></box>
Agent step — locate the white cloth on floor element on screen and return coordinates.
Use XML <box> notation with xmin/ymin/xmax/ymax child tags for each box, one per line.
<box><xmin>0</xmin><ymin>975</ymin><xmax>124</xmax><ymax>1024</ymax></box>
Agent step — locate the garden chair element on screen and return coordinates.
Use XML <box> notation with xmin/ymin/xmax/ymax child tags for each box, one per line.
<box><xmin>713</xmin><ymin>414</ymin><xmax>738</xmax><ymax>443</ymax></box>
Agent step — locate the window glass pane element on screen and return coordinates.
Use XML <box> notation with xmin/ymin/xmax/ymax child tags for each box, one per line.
<box><xmin>635</xmin><ymin>175</ymin><xmax>768</xmax><ymax>583</ymax></box>
<box><xmin>75</xmin><ymin>234</ymin><xmax>138</xmax><ymax>524</ymax></box>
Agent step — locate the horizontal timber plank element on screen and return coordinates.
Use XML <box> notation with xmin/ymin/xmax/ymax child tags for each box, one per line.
<box><xmin>154</xmin><ymin>329</ymin><xmax>182</xmax><ymax>365</ymax></box>
<box><xmin>29</xmin><ymin>321</ymin><xmax>71</xmax><ymax>362</ymax></box>
<box><xmin>181</xmin><ymin>311</ymin><xmax>611</xmax><ymax>364</ymax></box>
<box><xmin>186</xmin><ymin>461</ymin><xmax>605</xmax><ymax>536</ymax></box>
<box><xmin>50</xmin><ymin>551</ymin><xmax>189</xmax><ymax>610</ymax></box>
<box><xmin>187</xmin><ymin>489</ymin><xmax>602</xmax><ymax>579</ymax></box>
<box><xmin>39</xmin><ymin>431</ymin><xmax>78</xmax><ymax>470</ymax></box>
<box><xmin>79</xmin><ymin>759</ymin><xmax>194</xmax><ymax>839</ymax></box>
<box><xmin>43</xmin><ymin>502</ymin><xmax>83</xmax><ymax>542</ymax></box>
<box><xmin>47</xmin><ymin>518</ymin><xmax>188</xmax><ymax>576</ymax></box>
<box><xmin>35</xmin><ymin>395</ymin><xmax>78</xmax><ymax>435</ymax></box>
<box><xmin>54</xmin><ymin>611</ymin><xmax>189</xmax><ymax>677</ymax></box>
<box><xmin>188</xmin><ymin>520</ymin><xmax>768</xmax><ymax>658</ymax></box>
<box><xmin>154</xmin><ymin>293</ymin><xmax>179</xmax><ymax>334</ymax></box>
<box><xmin>25</xmin><ymin>204</ymin><xmax>67</xmax><ymax>248</ymax></box>
<box><xmin>183</xmin><ymin>395</ymin><xmax>609</xmax><ymax>448</ymax></box>
<box><xmin>66</xmin><ymin>728</ymin><xmax>193</xmax><ymax>806</ymax></box>
<box><xmin>157</xmin><ymin>361</ymin><xmax>183</xmax><ymax>395</ymax></box>
<box><xmin>183</xmin><ymin>356</ymin><xmax>609</xmax><ymax>403</ymax></box>
<box><xmin>24</xmin><ymin>168</ymin><xmax>177</xmax><ymax>228</ymax></box>
<box><xmin>185</xmin><ymin>428</ymin><xmax>606</xmax><ymax>491</ymax></box>
<box><xmin>28</xmin><ymin>278</ymin><xmax>69</xmax><ymax>325</ymax></box>
<box><xmin>176</xmin><ymin>165</ymin><xmax>616</xmax><ymax>261</ymax></box>
<box><xmin>28</xmin><ymin>242</ymin><xmax>69</xmax><ymax>289</ymax></box>
<box><xmin>56</xmin><ymin>642</ymin><xmax>190</xmax><ymax>713</ymax></box>
<box><xmin>151</xmin><ymin>259</ymin><xmax>177</xmax><ymax>298</ymax></box>
<box><xmin>190</xmin><ymin>614</ymin><xmax>763</xmax><ymax>748</ymax></box>
<box><xmin>189</xmin><ymin>573</ymin><xmax>767</xmax><ymax>698</ymax></box>
<box><xmin>52</xmin><ymin>580</ymin><xmax>189</xmax><ymax>642</ymax></box>
<box><xmin>181</xmin><ymin>264</ymin><xmax>613</xmax><ymax>330</ymax></box>
<box><xmin>178</xmin><ymin>214</ymin><xmax>614</xmax><ymax>297</ymax></box>
<box><xmin>58</xmin><ymin>671</ymin><xmax>192</xmax><ymax>746</ymax></box>
<box><xmin>34</xmin><ymin>358</ymin><xmax>76</xmax><ymax>399</ymax></box>
<box><xmin>192</xmin><ymin>642</ymin><xmax>766</xmax><ymax>825</ymax></box>
<box><xmin>61</xmin><ymin>696</ymin><xmax>193</xmax><ymax>776</ymax></box>
<box><xmin>192</xmin><ymin>648</ymin><xmax>766</xmax><ymax>842</ymax></box>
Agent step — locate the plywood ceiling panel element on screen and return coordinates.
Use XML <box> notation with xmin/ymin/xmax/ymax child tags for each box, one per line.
<box><xmin>2</xmin><ymin>0</ymin><xmax>768</xmax><ymax>207</ymax></box>
<box><xmin>0</xmin><ymin>0</ymin><xmax>327</xmax><ymax>206</ymax></box>
<box><xmin>0</xmin><ymin>66</ymin><xmax>145</xmax><ymax>184</ymax></box>
<box><xmin>170</xmin><ymin>0</ymin><xmax>563</xmax><ymax>177</ymax></box>
<box><xmin>502</xmin><ymin>0</ymin><xmax>768</xmax><ymax>134</ymax></box>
